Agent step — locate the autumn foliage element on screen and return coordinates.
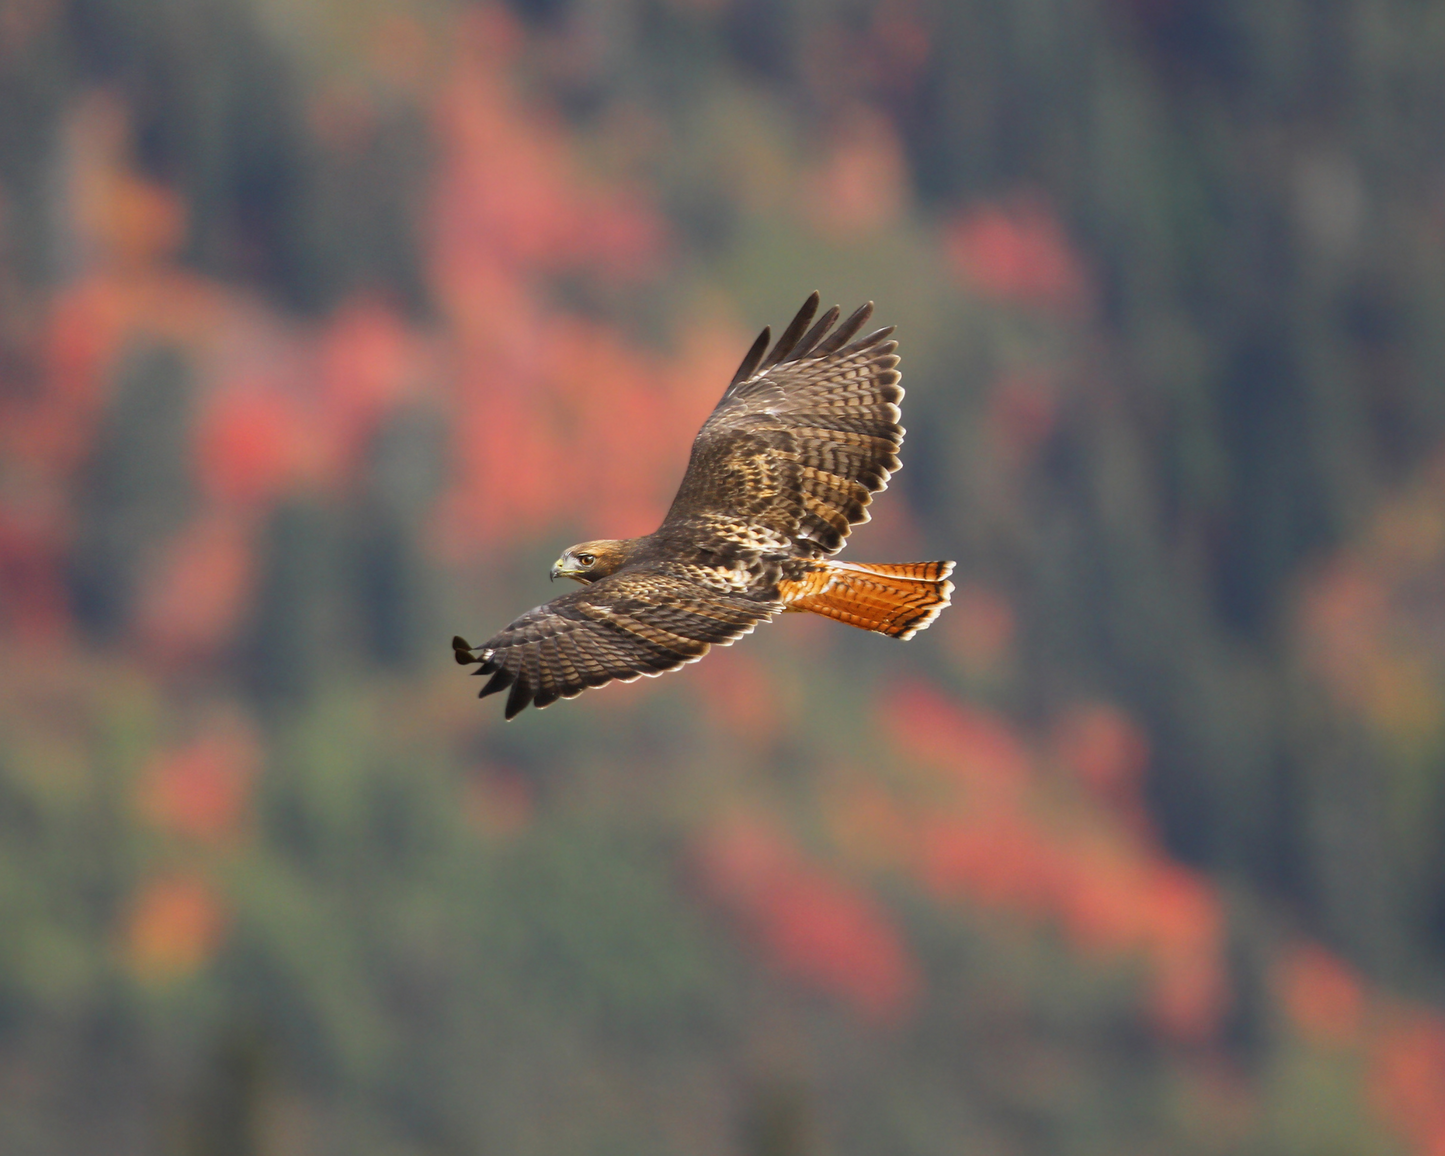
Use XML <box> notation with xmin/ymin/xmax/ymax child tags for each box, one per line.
<box><xmin>3</xmin><ymin>1</ymin><xmax>1445</xmax><ymax>1153</ymax></box>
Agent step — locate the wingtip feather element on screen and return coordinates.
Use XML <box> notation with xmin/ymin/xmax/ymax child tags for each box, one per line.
<box><xmin>814</xmin><ymin>301</ymin><xmax>874</xmax><ymax>356</ymax></box>
<box><xmin>479</xmin><ymin>668</ymin><xmax>513</xmax><ymax>699</ymax></box>
<box><xmin>730</xmin><ymin>326</ymin><xmax>770</xmax><ymax>387</ymax></box>
<box><xmin>760</xmin><ymin>292</ymin><xmax>821</xmax><ymax>371</ymax></box>
<box><xmin>504</xmin><ymin>677</ymin><xmax>531</xmax><ymax>720</ymax></box>
<box><xmin>792</xmin><ymin>304</ymin><xmax>841</xmax><ymax>362</ymax></box>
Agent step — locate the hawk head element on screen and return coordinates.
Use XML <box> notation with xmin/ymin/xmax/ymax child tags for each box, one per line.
<box><xmin>550</xmin><ymin>539</ymin><xmax>630</xmax><ymax>583</ymax></box>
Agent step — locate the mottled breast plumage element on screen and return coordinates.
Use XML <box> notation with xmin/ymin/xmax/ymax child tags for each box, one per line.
<box><xmin>455</xmin><ymin>292</ymin><xmax>947</xmax><ymax>719</ymax></box>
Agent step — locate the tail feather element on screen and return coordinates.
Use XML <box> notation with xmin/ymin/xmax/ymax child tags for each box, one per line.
<box><xmin>780</xmin><ymin>560</ymin><xmax>955</xmax><ymax>639</ymax></box>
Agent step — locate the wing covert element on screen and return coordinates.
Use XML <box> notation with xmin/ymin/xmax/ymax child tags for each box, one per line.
<box><xmin>453</xmin><ymin>568</ymin><xmax>777</xmax><ymax>719</ymax></box>
<box><xmin>662</xmin><ymin>293</ymin><xmax>905</xmax><ymax>555</ymax></box>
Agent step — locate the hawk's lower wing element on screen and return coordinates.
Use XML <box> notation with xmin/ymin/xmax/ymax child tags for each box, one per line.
<box><xmin>454</xmin><ymin>569</ymin><xmax>777</xmax><ymax>719</ymax></box>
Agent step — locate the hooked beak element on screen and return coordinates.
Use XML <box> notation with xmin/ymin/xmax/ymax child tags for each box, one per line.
<box><xmin>549</xmin><ymin>558</ymin><xmax>565</xmax><ymax>582</ymax></box>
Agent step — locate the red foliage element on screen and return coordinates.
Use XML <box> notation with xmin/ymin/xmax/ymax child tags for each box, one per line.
<box><xmin>1278</xmin><ymin>943</ymin><xmax>1365</xmax><ymax>1046</ymax></box>
<box><xmin>134</xmin><ymin>513</ymin><xmax>253</xmax><ymax>661</ymax></box>
<box><xmin>876</xmin><ymin>682</ymin><xmax>1227</xmax><ymax>1041</ymax></box>
<box><xmin>0</xmin><ymin>11</ymin><xmax>696</xmax><ymax>664</ymax></box>
<box><xmin>138</xmin><ymin>723</ymin><xmax>258</xmax><ymax>843</ymax></box>
<box><xmin>694</xmin><ymin>815</ymin><xmax>921</xmax><ymax>1024</ymax></box>
<box><xmin>0</xmin><ymin>506</ymin><xmax>69</xmax><ymax>641</ymax></box>
<box><xmin>1053</xmin><ymin>702</ymin><xmax>1150</xmax><ymax>796</ymax></box>
<box><xmin>429</xmin><ymin>13</ymin><xmax>664</xmax><ymax>285</ymax></box>
<box><xmin>316</xmin><ymin>296</ymin><xmax>427</xmax><ymax>477</ymax></box>
<box><xmin>885</xmin><ymin>680</ymin><xmax>1033</xmax><ymax>805</ymax></box>
<box><xmin>16</xmin><ymin>278</ymin><xmax>131</xmax><ymax>479</ymax></box>
<box><xmin>1052</xmin><ymin>702</ymin><xmax>1153</xmax><ymax>836</ymax></box>
<box><xmin>945</xmin><ymin>196</ymin><xmax>1089</xmax><ymax>311</ymax></box>
<box><xmin>916</xmin><ymin>812</ymin><xmax>1062</xmax><ymax>917</ymax></box>
<box><xmin>1138</xmin><ymin>865</ymin><xmax>1226</xmax><ymax>1040</ymax></box>
<box><xmin>803</xmin><ymin>108</ymin><xmax>907</xmax><ymax>235</ymax></box>
<box><xmin>194</xmin><ymin>380</ymin><xmax>318</xmax><ymax>508</ymax></box>
<box><xmin>1370</xmin><ymin>1013</ymin><xmax>1445</xmax><ymax>1154</ymax></box>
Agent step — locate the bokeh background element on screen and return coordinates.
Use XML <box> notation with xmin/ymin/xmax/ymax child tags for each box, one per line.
<box><xmin>4</xmin><ymin>0</ymin><xmax>1445</xmax><ymax>1152</ymax></box>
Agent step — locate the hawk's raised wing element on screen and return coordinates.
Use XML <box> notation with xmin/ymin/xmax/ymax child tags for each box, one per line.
<box><xmin>453</xmin><ymin>569</ymin><xmax>777</xmax><ymax>719</ymax></box>
<box><xmin>661</xmin><ymin>293</ymin><xmax>903</xmax><ymax>555</ymax></box>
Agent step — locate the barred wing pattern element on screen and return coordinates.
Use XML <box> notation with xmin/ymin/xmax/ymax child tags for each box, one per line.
<box><xmin>662</xmin><ymin>293</ymin><xmax>904</xmax><ymax>555</ymax></box>
<box><xmin>453</xmin><ymin>569</ymin><xmax>777</xmax><ymax>720</ymax></box>
<box><xmin>455</xmin><ymin>294</ymin><xmax>931</xmax><ymax>719</ymax></box>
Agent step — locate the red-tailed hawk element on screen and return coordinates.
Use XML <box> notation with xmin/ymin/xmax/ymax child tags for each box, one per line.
<box><xmin>454</xmin><ymin>293</ymin><xmax>955</xmax><ymax>718</ymax></box>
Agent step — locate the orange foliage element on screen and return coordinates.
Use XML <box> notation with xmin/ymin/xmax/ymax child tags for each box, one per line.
<box><xmin>873</xmin><ymin>682</ymin><xmax>1227</xmax><ymax>1041</ymax></box>
<box><xmin>123</xmin><ymin>874</ymin><xmax>227</xmax><ymax>981</ymax></box>
<box><xmin>1137</xmin><ymin>865</ymin><xmax>1226</xmax><ymax>1039</ymax></box>
<box><xmin>1299</xmin><ymin>488</ymin><xmax>1445</xmax><ymax>751</ymax></box>
<box><xmin>434</xmin><ymin>302</ymin><xmax>741</xmax><ymax>551</ymax></box>
<box><xmin>316</xmin><ymin>296</ymin><xmax>429</xmax><ymax>478</ymax></box>
<box><xmin>419</xmin><ymin>9</ymin><xmax>721</xmax><ymax>557</ymax></box>
<box><xmin>11</xmin><ymin>8</ymin><xmax>1442</xmax><ymax>1148</ymax></box>
<box><xmin>918</xmin><ymin>812</ymin><xmax>1066</xmax><ymax>916</ymax></box>
<box><xmin>134</xmin><ymin>513</ymin><xmax>253</xmax><ymax>661</ymax></box>
<box><xmin>1370</xmin><ymin>1013</ymin><xmax>1445</xmax><ymax>1155</ymax></box>
<box><xmin>803</xmin><ymin>108</ymin><xmax>908</xmax><ymax>235</ymax></box>
<box><xmin>64</xmin><ymin>93</ymin><xmax>187</xmax><ymax>272</ymax></box>
<box><xmin>886</xmin><ymin>681</ymin><xmax>1033</xmax><ymax>805</ymax></box>
<box><xmin>694</xmin><ymin>814</ymin><xmax>921</xmax><ymax>1024</ymax></box>
<box><xmin>430</xmin><ymin>8</ymin><xmax>664</xmax><ymax>284</ymax></box>
<box><xmin>138</xmin><ymin>723</ymin><xmax>258</xmax><ymax>843</ymax></box>
<box><xmin>3</xmin><ymin>0</ymin><xmax>727</xmax><ymax>676</ymax></box>
<box><xmin>1278</xmin><ymin>944</ymin><xmax>1365</xmax><ymax>1047</ymax></box>
<box><xmin>945</xmin><ymin>196</ymin><xmax>1089</xmax><ymax>311</ymax></box>
<box><xmin>0</xmin><ymin>3</ymin><xmax>698</xmax><ymax>668</ymax></box>
<box><xmin>1053</xmin><ymin>702</ymin><xmax>1150</xmax><ymax>795</ymax></box>
<box><xmin>194</xmin><ymin>380</ymin><xmax>320</xmax><ymax>508</ymax></box>
<box><xmin>16</xmin><ymin>277</ymin><xmax>133</xmax><ymax>478</ymax></box>
<box><xmin>1052</xmin><ymin>702</ymin><xmax>1152</xmax><ymax>836</ymax></box>
<box><xmin>1267</xmin><ymin>943</ymin><xmax>1445</xmax><ymax>1156</ymax></box>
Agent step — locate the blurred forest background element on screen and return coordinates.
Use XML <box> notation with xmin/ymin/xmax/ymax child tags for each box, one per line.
<box><xmin>4</xmin><ymin>0</ymin><xmax>1445</xmax><ymax>1152</ymax></box>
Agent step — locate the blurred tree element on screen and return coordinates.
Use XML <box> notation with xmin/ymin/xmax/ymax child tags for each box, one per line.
<box><xmin>4</xmin><ymin>0</ymin><xmax>1445</xmax><ymax>1152</ymax></box>
<box><xmin>69</xmin><ymin>343</ymin><xmax>194</xmax><ymax>640</ymax></box>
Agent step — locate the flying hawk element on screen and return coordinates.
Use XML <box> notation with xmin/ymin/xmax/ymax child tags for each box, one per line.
<box><xmin>454</xmin><ymin>293</ymin><xmax>955</xmax><ymax>718</ymax></box>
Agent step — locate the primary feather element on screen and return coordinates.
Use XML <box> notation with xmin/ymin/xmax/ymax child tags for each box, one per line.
<box><xmin>455</xmin><ymin>294</ymin><xmax>948</xmax><ymax>718</ymax></box>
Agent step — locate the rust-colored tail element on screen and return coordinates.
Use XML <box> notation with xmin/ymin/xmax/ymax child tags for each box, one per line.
<box><xmin>780</xmin><ymin>560</ymin><xmax>955</xmax><ymax>639</ymax></box>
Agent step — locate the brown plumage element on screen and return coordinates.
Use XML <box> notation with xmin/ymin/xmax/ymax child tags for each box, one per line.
<box><xmin>454</xmin><ymin>293</ymin><xmax>955</xmax><ymax>719</ymax></box>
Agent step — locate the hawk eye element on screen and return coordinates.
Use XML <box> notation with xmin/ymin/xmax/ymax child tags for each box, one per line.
<box><xmin>577</xmin><ymin>553</ymin><xmax>596</xmax><ymax>566</ymax></box>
